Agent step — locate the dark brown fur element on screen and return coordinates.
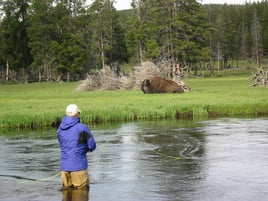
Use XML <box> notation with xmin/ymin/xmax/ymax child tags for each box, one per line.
<box><xmin>141</xmin><ymin>77</ymin><xmax>185</xmax><ymax>93</ymax></box>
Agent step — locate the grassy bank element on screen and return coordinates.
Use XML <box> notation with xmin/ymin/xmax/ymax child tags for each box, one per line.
<box><xmin>0</xmin><ymin>76</ymin><xmax>267</xmax><ymax>128</ymax></box>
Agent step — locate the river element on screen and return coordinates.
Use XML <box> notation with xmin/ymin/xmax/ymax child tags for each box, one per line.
<box><xmin>1</xmin><ymin>118</ymin><xmax>268</xmax><ymax>201</ymax></box>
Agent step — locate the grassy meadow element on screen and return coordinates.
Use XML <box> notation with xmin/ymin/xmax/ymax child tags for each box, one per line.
<box><xmin>0</xmin><ymin>74</ymin><xmax>267</xmax><ymax>128</ymax></box>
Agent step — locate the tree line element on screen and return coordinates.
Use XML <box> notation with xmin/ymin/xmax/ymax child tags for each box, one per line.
<box><xmin>0</xmin><ymin>0</ymin><xmax>267</xmax><ymax>83</ymax></box>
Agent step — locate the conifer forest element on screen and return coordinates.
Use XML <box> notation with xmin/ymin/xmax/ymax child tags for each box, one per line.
<box><xmin>0</xmin><ymin>0</ymin><xmax>268</xmax><ymax>83</ymax></box>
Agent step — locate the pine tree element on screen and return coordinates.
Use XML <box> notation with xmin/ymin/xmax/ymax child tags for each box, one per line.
<box><xmin>0</xmin><ymin>0</ymin><xmax>31</xmax><ymax>82</ymax></box>
<box><xmin>127</xmin><ymin>0</ymin><xmax>212</xmax><ymax>66</ymax></box>
<box><xmin>89</xmin><ymin>0</ymin><xmax>125</xmax><ymax>69</ymax></box>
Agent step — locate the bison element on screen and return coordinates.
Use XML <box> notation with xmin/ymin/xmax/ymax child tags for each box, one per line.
<box><xmin>141</xmin><ymin>77</ymin><xmax>188</xmax><ymax>93</ymax></box>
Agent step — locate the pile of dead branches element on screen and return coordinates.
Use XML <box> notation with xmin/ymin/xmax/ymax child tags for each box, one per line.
<box><xmin>250</xmin><ymin>67</ymin><xmax>268</xmax><ymax>87</ymax></box>
<box><xmin>75</xmin><ymin>61</ymin><xmax>188</xmax><ymax>92</ymax></box>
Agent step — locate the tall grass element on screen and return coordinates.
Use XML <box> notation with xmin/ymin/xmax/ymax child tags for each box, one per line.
<box><xmin>0</xmin><ymin>76</ymin><xmax>267</xmax><ymax>128</ymax></box>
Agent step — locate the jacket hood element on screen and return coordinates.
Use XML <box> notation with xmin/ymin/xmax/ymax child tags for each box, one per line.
<box><xmin>59</xmin><ymin>116</ymin><xmax>80</xmax><ymax>130</ymax></box>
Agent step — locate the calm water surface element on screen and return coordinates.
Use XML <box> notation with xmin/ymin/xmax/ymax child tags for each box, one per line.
<box><xmin>1</xmin><ymin>118</ymin><xmax>268</xmax><ymax>201</ymax></box>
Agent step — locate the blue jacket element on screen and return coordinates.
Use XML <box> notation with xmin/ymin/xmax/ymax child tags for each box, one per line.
<box><xmin>57</xmin><ymin>116</ymin><xmax>96</xmax><ymax>171</ymax></box>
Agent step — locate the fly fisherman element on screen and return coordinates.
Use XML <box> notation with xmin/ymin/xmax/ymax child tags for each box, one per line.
<box><xmin>57</xmin><ymin>104</ymin><xmax>96</xmax><ymax>190</ymax></box>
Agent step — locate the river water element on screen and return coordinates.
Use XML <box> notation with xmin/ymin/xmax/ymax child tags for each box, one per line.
<box><xmin>1</xmin><ymin>118</ymin><xmax>268</xmax><ymax>201</ymax></box>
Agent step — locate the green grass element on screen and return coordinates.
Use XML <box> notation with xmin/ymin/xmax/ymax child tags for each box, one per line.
<box><xmin>0</xmin><ymin>75</ymin><xmax>267</xmax><ymax>128</ymax></box>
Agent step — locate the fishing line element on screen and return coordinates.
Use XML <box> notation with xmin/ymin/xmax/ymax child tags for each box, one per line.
<box><xmin>140</xmin><ymin>134</ymin><xmax>181</xmax><ymax>160</ymax></box>
<box><xmin>0</xmin><ymin>171</ymin><xmax>61</xmax><ymax>184</ymax></box>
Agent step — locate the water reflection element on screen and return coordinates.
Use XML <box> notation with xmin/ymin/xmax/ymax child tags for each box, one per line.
<box><xmin>1</xmin><ymin>118</ymin><xmax>268</xmax><ymax>201</ymax></box>
<box><xmin>62</xmin><ymin>188</ymin><xmax>89</xmax><ymax>201</ymax></box>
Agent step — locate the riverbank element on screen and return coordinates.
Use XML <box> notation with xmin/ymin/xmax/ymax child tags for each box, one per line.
<box><xmin>0</xmin><ymin>76</ymin><xmax>267</xmax><ymax>128</ymax></box>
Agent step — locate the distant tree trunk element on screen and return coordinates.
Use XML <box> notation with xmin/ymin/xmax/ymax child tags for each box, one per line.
<box><xmin>135</xmin><ymin>1</ymin><xmax>144</xmax><ymax>64</ymax></box>
<box><xmin>240</xmin><ymin>21</ymin><xmax>248</xmax><ymax>59</ymax></box>
<box><xmin>22</xmin><ymin>65</ymin><xmax>28</xmax><ymax>83</ymax></box>
<box><xmin>251</xmin><ymin>10</ymin><xmax>263</xmax><ymax>67</ymax></box>
<box><xmin>101</xmin><ymin>34</ymin><xmax>105</xmax><ymax>71</ymax></box>
<box><xmin>67</xmin><ymin>72</ymin><xmax>70</xmax><ymax>82</ymax></box>
<box><xmin>5</xmin><ymin>61</ymin><xmax>9</xmax><ymax>81</ymax></box>
<box><xmin>217</xmin><ymin>42</ymin><xmax>220</xmax><ymax>75</ymax></box>
<box><xmin>39</xmin><ymin>70</ymin><xmax>41</xmax><ymax>82</ymax></box>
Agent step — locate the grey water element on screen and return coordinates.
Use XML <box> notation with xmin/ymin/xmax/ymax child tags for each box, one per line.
<box><xmin>1</xmin><ymin>118</ymin><xmax>268</xmax><ymax>201</ymax></box>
